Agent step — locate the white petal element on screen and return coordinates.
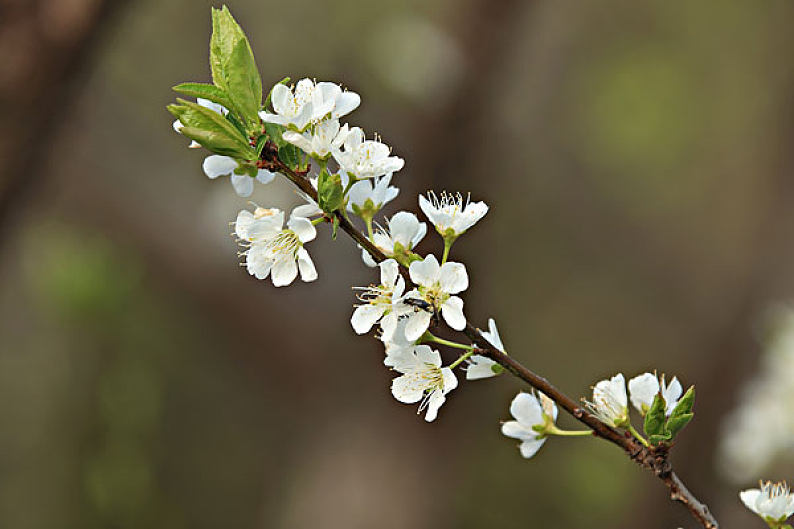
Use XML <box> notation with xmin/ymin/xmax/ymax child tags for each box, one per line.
<box><xmin>409</xmin><ymin>254</ymin><xmax>440</xmax><ymax>287</ymax></box>
<box><xmin>404</xmin><ymin>311</ymin><xmax>432</xmax><ymax>342</ymax></box>
<box><xmin>510</xmin><ymin>392</ymin><xmax>544</xmax><ymax>427</ymax></box>
<box><xmin>440</xmin><ymin>367</ymin><xmax>458</xmax><ymax>392</ymax></box>
<box><xmin>439</xmin><ymin>262</ymin><xmax>468</xmax><ymax>294</ymax></box>
<box><xmin>423</xmin><ymin>391</ymin><xmax>446</xmax><ymax>422</ymax></box>
<box><xmin>628</xmin><ymin>373</ymin><xmax>659</xmax><ymax>415</ymax></box>
<box><xmin>379</xmin><ymin>259</ymin><xmax>399</xmax><ymax>287</ymax></box>
<box><xmin>662</xmin><ymin>376</ymin><xmax>683</xmax><ymax>415</ymax></box>
<box><xmin>270</xmin><ymin>258</ymin><xmax>298</xmax><ymax>287</ymax></box>
<box><xmin>231</xmin><ymin>174</ymin><xmax>254</xmax><ymax>197</ymax></box>
<box><xmin>740</xmin><ymin>489</ymin><xmax>761</xmax><ymax>515</ymax></box>
<box><xmin>202</xmin><ymin>155</ymin><xmax>237</xmax><ymax>179</ymax></box>
<box><xmin>391</xmin><ymin>375</ymin><xmax>423</xmax><ymax>404</ymax></box>
<box><xmin>361</xmin><ymin>248</ymin><xmax>377</xmax><ymax>268</ymax></box>
<box><xmin>288</xmin><ymin>216</ymin><xmax>317</xmax><ymax>243</ymax></box>
<box><xmin>501</xmin><ymin>420</ymin><xmax>535</xmax><ymax>441</ymax></box>
<box><xmin>441</xmin><ymin>296</ymin><xmax>466</xmax><ymax>330</ymax></box>
<box><xmin>466</xmin><ymin>355</ymin><xmax>499</xmax><ymax>380</ymax></box>
<box><xmin>413</xmin><ymin>345</ymin><xmax>441</xmax><ymax>367</ymax></box>
<box><xmin>333</xmin><ymin>91</ymin><xmax>361</xmax><ymax>118</ymax></box>
<box><xmin>235</xmin><ymin>210</ymin><xmax>256</xmax><ymax>240</ymax></box>
<box><xmin>296</xmin><ymin>247</ymin><xmax>317</xmax><ymax>282</ymax></box>
<box><xmin>256</xmin><ymin>169</ymin><xmax>276</xmax><ymax>185</ymax></box>
<box><xmin>270</xmin><ymin>83</ymin><xmax>291</xmax><ymax>115</ymax></box>
<box><xmin>518</xmin><ymin>438</ymin><xmax>546</xmax><ymax>459</ymax></box>
<box><xmin>351</xmin><ymin>304</ymin><xmax>385</xmax><ymax>334</ymax></box>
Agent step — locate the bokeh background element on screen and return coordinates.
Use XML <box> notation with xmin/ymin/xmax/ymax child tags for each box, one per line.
<box><xmin>2</xmin><ymin>0</ymin><xmax>794</xmax><ymax>527</ymax></box>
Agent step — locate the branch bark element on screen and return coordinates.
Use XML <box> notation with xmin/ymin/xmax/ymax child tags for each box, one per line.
<box><xmin>268</xmin><ymin>156</ymin><xmax>719</xmax><ymax>529</ymax></box>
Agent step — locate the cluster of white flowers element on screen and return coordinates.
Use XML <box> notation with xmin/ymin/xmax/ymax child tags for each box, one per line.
<box><xmin>718</xmin><ymin>308</ymin><xmax>794</xmax><ymax>484</ymax></box>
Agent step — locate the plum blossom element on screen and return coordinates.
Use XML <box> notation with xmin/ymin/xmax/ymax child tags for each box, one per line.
<box><xmin>419</xmin><ymin>191</ymin><xmax>488</xmax><ymax>237</ymax></box>
<box><xmin>466</xmin><ymin>318</ymin><xmax>504</xmax><ymax>380</ymax></box>
<box><xmin>381</xmin><ymin>319</ymin><xmax>417</xmax><ymax>368</ymax></box>
<box><xmin>333</xmin><ymin>127</ymin><xmax>404</xmax><ymax>180</ymax></box>
<box><xmin>390</xmin><ymin>345</ymin><xmax>457</xmax><ymax>422</ymax></box>
<box><xmin>628</xmin><ymin>373</ymin><xmax>683</xmax><ymax>416</ymax></box>
<box><xmin>347</xmin><ymin>174</ymin><xmax>399</xmax><ymax>216</ymax></box>
<box><xmin>584</xmin><ymin>373</ymin><xmax>629</xmax><ymax>428</ymax></box>
<box><xmin>361</xmin><ymin>211</ymin><xmax>426</xmax><ymax>267</ymax></box>
<box><xmin>402</xmin><ymin>254</ymin><xmax>468</xmax><ymax>341</ymax></box>
<box><xmin>259</xmin><ymin>79</ymin><xmax>360</xmax><ymax>131</ymax></box>
<box><xmin>740</xmin><ymin>481</ymin><xmax>794</xmax><ymax>523</ymax></box>
<box><xmin>202</xmin><ymin>155</ymin><xmax>275</xmax><ymax>197</ymax></box>
<box><xmin>350</xmin><ymin>259</ymin><xmax>408</xmax><ymax>338</ymax></box>
<box><xmin>234</xmin><ymin>206</ymin><xmax>317</xmax><ymax>287</ymax></box>
<box><xmin>282</xmin><ymin>119</ymin><xmax>349</xmax><ymax>159</ymax></box>
<box><xmin>501</xmin><ymin>392</ymin><xmax>558</xmax><ymax>459</ymax></box>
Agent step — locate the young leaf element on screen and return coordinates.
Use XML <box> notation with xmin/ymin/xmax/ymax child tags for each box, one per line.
<box><xmin>209</xmin><ymin>6</ymin><xmax>261</xmax><ymax>129</ymax></box>
<box><xmin>317</xmin><ymin>169</ymin><xmax>344</xmax><ymax>214</ymax></box>
<box><xmin>278</xmin><ymin>143</ymin><xmax>300</xmax><ymax>171</ymax></box>
<box><xmin>177</xmin><ymin>127</ymin><xmax>251</xmax><ymax>158</ymax></box>
<box><xmin>643</xmin><ymin>393</ymin><xmax>667</xmax><ymax>438</ymax></box>
<box><xmin>172</xmin><ymin>83</ymin><xmax>233</xmax><ymax>111</ymax></box>
<box><xmin>664</xmin><ymin>412</ymin><xmax>693</xmax><ymax>439</ymax></box>
<box><xmin>648</xmin><ymin>433</ymin><xmax>672</xmax><ymax>444</ymax></box>
<box><xmin>168</xmin><ymin>99</ymin><xmax>255</xmax><ymax>159</ymax></box>
<box><xmin>225</xmin><ymin>38</ymin><xmax>262</xmax><ymax>127</ymax></box>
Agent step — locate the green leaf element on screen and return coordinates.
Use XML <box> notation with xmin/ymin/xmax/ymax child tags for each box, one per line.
<box><xmin>664</xmin><ymin>412</ymin><xmax>693</xmax><ymax>439</ymax></box>
<box><xmin>168</xmin><ymin>99</ymin><xmax>255</xmax><ymax>159</ymax></box>
<box><xmin>643</xmin><ymin>393</ymin><xmax>667</xmax><ymax>438</ymax></box>
<box><xmin>317</xmin><ymin>169</ymin><xmax>344</xmax><ymax>215</ymax></box>
<box><xmin>225</xmin><ymin>38</ymin><xmax>262</xmax><ymax>126</ymax></box>
<box><xmin>648</xmin><ymin>433</ymin><xmax>672</xmax><ymax>444</ymax></box>
<box><xmin>177</xmin><ymin>127</ymin><xmax>250</xmax><ymax>158</ymax></box>
<box><xmin>172</xmin><ymin>83</ymin><xmax>233</xmax><ymax>111</ymax></box>
<box><xmin>264</xmin><ymin>122</ymin><xmax>286</xmax><ymax>147</ymax></box>
<box><xmin>209</xmin><ymin>6</ymin><xmax>261</xmax><ymax>129</ymax></box>
<box><xmin>669</xmin><ymin>386</ymin><xmax>695</xmax><ymax>419</ymax></box>
<box><xmin>278</xmin><ymin>143</ymin><xmax>300</xmax><ymax>171</ymax></box>
<box><xmin>255</xmin><ymin>134</ymin><xmax>269</xmax><ymax>157</ymax></box>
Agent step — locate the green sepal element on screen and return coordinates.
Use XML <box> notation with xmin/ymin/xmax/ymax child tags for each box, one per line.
<box><xmin>490</xmin><ymin>363</ymin><xmax>505</xmax><ymax>374</ymax></box>
<box><xmin>331</xmin><ymin>216</ymin><xmax>340</xmax><ymax>239</ymax></box>
<box><xmin>317</xmin><ymin>169</ymin><xmax>344</xmax><ymax>215</ymax></box>
<box><xmin>643</xmin><ymin>393</ymin><xmax>667</xmax><ymax>437</ymax></box>
<box><xmin>172</xmin><ymin>83</ymin><xmax>233</xmax><ymax>111</ymax></box>
<box><xmin>664</xmin><ymin>412</ymin><xmax>693</xmax><ymax>438</ymax></box>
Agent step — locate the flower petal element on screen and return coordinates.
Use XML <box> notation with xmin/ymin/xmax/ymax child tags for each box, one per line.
<box><xmin>439</xmin><ymin>262</ymin><xmax>468</xmax><ymax>294</ymax></box>
<box><xmin>409</xmin><ymin>254</ymin><xmax>440</xmax><ymax>287</ymax></box>
<box><xmin>231</xmin><ymin>174</ymin><xmax>254</xmax><ymax>197</ymax></box>
<box><xmin>202</xmin><ymin>155</ymin><xmax>237</xmax><ymax>179</ymax></box>
<box><xmin>270</xmin><ymin>257</ymin><xmax>298</xmax><ymax>287</ymax></box>
<box><xmin>441</xmin><ymin>296</ymin><xmax>466</xmax><ymax>330</ymax></box>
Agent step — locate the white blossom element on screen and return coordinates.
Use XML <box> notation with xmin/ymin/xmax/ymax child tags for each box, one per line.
<box><xmin>282</xmin><ymin>119</ymin><xmax>349</xmax><ymax>159</ymax></box>
<box><xmin>402</xmin><ymin>255</ymin><xmax>468</xmax><ymax>341</ymax></box>
<box><xmin>466</xmin><ymin>318</ymin><xmax>504</xmax><ymax>380</ymax></box>
<box><xmin>347</xmin><ymin>174</ymin><xmax>399</xmax><ymax>216</ymax></box>
<box><xmin>418</xmin><ymin>191</ymin><xmax>488</xmax><ymax>237</ymax></box>
<box><xmin>390</xmin><ymin>345</ymin><xmax>457</xmax><ymax>422</ymax></box>
<box><xmin>628</xmin><ymin>372</ymin><xmax>683</xmax><ymax>416</ymax></box>
<box><xmin>584</xmin><ymin>373</ymin><xmax>629</xmax><ymax>428</ymax></box>
<box><xmin>501</xmin><ymin>392</ymin><xmax>558</xmax><ymax>459</ymax></box>
<box><xmin>740</xmin><ymin>481</ymin><xmax>794</xmax><ymax>523</ymax></box>
<box><xmin>202</xmin><ymin>155</ymin><xmax>275</xmax><ymax>197</ymax></box>
<box><xmin>234</xmin><ymin>206</ymin><xmax>317</xmax><ymax>286</ymax></box>
<box><xmin>260</xmin><ymin>79</ymin><xmax>360</xmax><ymax>132</ymax></box>
<box><xmin>361</xmin><ymin>211</ymin><xmax>426</xmax><ymax>268</ymax></box>
<box><xmin>332</xmin><ymin>127</ymin><xmax>404</xmax><ymax>180</ymax></box>
<box><xmin>173</xmin><ymin>97</ymin><xmax>228</xmax><ymax>148</ymax></box>
<box><xmin>381</xmin><ymin>319</ymin><xmax>417</xmax><ymax>368</ymax></box>
<box><xmin>350</xmin><ymin>259</ymin><xmax>408</xmax><ymax>338</ymax></box>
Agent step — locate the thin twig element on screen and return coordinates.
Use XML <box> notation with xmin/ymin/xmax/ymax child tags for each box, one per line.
<box><xmin>270</xmin><ymin>156</ymin><xmax>719</xmax><ymax>529</ymax></box>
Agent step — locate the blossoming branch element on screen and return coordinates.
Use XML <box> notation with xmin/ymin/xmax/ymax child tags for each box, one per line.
<box><xmin>166</xmin><ymin>7</ymin><xmax>793</xmax><ymax>529</ymax></box>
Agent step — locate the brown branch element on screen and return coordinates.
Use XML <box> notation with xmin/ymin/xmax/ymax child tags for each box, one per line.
<box><xmin>268</xmin><ymin>156</ymin><xmax>719</xmax><ymax>529</ymax></box>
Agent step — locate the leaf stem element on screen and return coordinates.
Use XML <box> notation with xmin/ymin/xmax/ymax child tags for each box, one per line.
<box><xmin>448</xmin><ymin>350</ymin><xmax>475</xmax><ymax>369</ymax></box>
<box><xmin>628</xmin><ymin>425</ymin><xmax>651</xmax><ymax>447</ymax></box>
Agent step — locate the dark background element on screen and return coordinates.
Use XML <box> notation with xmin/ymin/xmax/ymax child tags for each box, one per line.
<box><xmin>1</xmin><ymin>0</ymin><xmax>793</xmax><ymax>527</ymax></box>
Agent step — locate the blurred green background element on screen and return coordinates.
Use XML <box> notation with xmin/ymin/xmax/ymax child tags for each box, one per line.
<box><xmin>1</xmin><ymin>0</ymin><xmax>794</xmax><ymax>527</ymax></box>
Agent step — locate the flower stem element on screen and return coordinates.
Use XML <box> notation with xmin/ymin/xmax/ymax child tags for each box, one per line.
<box><xmin>365</xmin><ymin>216</ymin><xmax>375</xmax><ymax>242</ymax></box>
<box><xmin>311</xmin><ymin>217</ymin><xmax>326</xmax><ymax>226</ymax></box>
<box><xmin>448</xmin><ymin>350</ymin><xmax>475</xmax><ymax>369</ymax></box>
<box><xmin>441</xmin><ymin>237</ymin><xmax>453</xmax><ymax>264</ymax></box>
<box><xmin>545</xmin><ymin>425</ymin><xmax>593</xmax><ymax>437</ymax></box>
<box><xmin>628</xmin><ymin>425</ymin><xmax>650</xmax><ymax>447</ymax></box>
<box><xmin>423</xmin><ymin>332</ymin><xmax>473</xmax><ymax>352</ymax></box>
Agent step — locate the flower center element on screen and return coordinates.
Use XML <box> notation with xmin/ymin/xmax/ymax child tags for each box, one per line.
<box><xmin>265</xmin><ymin>230</ymin><xmax>301</xmax><ymax>259</ymax></box>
